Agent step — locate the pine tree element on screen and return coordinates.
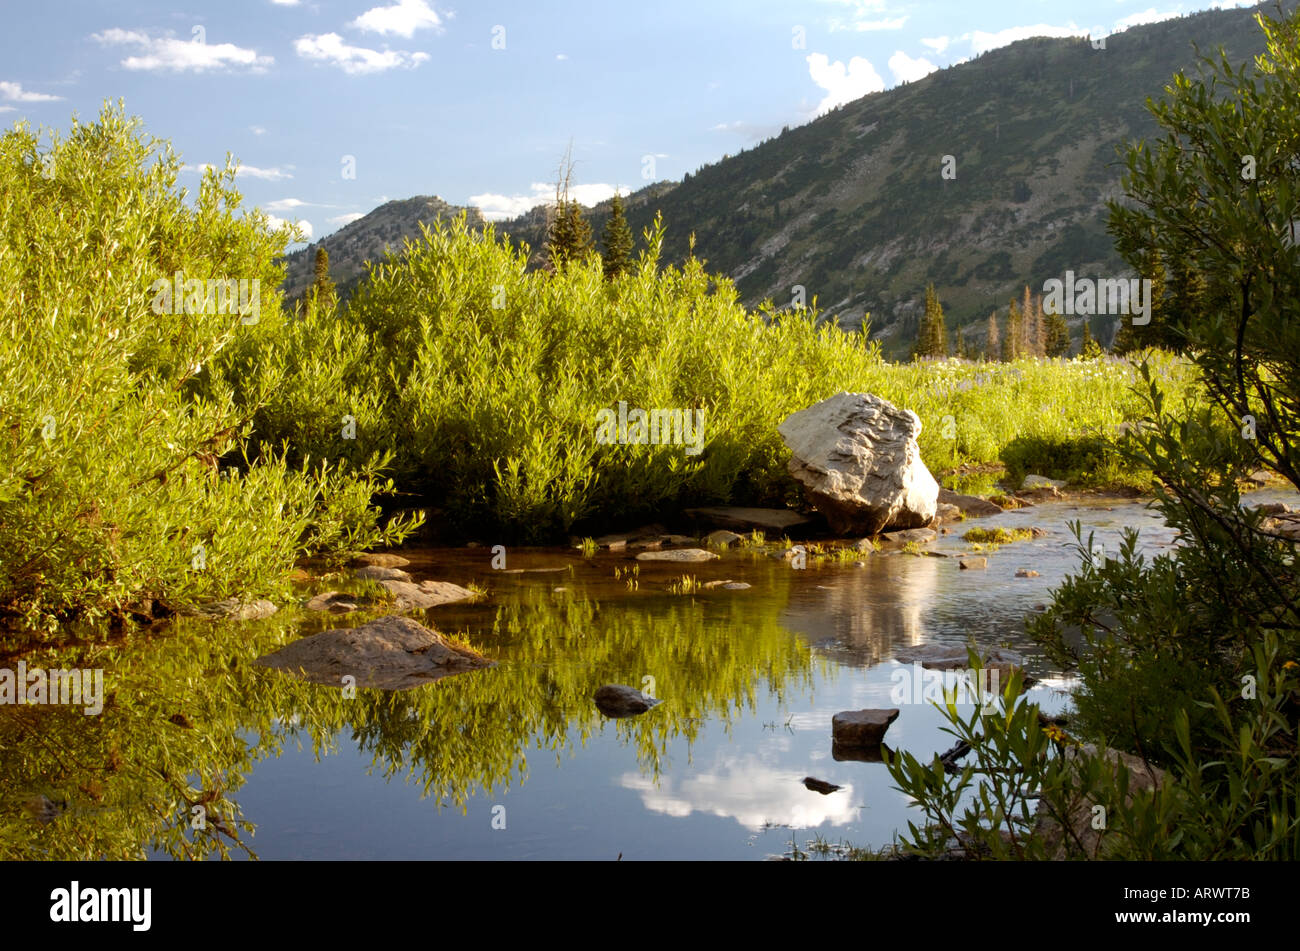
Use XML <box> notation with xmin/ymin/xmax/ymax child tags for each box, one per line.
<box><xmin>1022</xmin><ymin>286</ymin><xmax>1043</xmax><ymax>357</ymax></box>
<box><xmin>1079</xmin><ymin>319</ymin><xmax>1104</xmax><ymax>359</ymax></box>
<box><xmin>545</xmin><ymin>144</ymin><xmax>593</xmax><ymax>270</ymax></box>
<box><xmin>1045</xmin><ymin>308</ymin><xmax>1070</xmax><ymax>357</ymax></box>
<box><xmin>1003</xmin><ymin>300</ymin><xmax>1022</xmax><ymax>361</ymax></box>
<box><xmin>548</xmin><ymin>199</ymin><xmax>592</xmax><ymax>269</ymax></box>
<box><xmin>913</xmin><ymin>283</ymin><xmax>948</xmax><ymax>359</ymax></box>
<box><xmin>984</xmin><ymin>310</ymin><xmax>1000</xmax><ymax>362</ymax></box>
<box><xmin>308</xmin><ymin>247</ymin><xmax>336</xmax><ymax>311</ymax></box>
<box><xmin>600</xmin><ymin>192</ymin><xmax>634</xmax><ymax>280</ymax></box>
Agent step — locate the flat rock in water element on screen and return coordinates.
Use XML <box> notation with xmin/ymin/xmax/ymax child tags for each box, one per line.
<box><xmin>634</xmin><ymin>548</ymin><xmax>719</xmax><ymax>563</ymax></box>
<box><xmin>831</xmin><ymin>708</ymin><xmax>900</xmax><ymax>747</ymax></box>
<box><xmin>354</xmin><ymin>565</ymin><xmax>412</xmax><ymax>582</ymax></box>
<box><xmin>878</xmin><ymin>528</ymin><xmax>937</xmax><ymax>549</ymax></box>
<box><xmin>803</xmin><ymin>777</ymin><xmax>842</xmax><ymax>795</ymax></box>
<box><xmin>721</xmin><ymin>582</ymin><xmax>751</xmax><ymax>590</ymax></box>
<box><xmin>1021</xmin><ymin>474</ymin><xmax>1066</xmax><ymax>491</ymax></box>
<box><xmin>683</xmin><ymin>506</ymin><xmax>815</xmax><ymax>534</ymax></box>
<box><xmin>895</xmin><ymin>644</ymin><xmax>1024</xmax><ymax>679</ymax></box>
<box><xmin>255</xmin><ymin>615</ymin><xmax>492</xmax><ymax>690</ymax></box>
<box><xmin>959</xmin><ymin>557</ymin><xmax>988</xmax><ymax>570</ymax></box>
<box><xmin>704</xmin><ymin>529</ymin><xmax>744</xmax><ymax>548</ymax></box>
<box><xmin>1015</xmin><ymin>569</ymin><xmax>1040</xmax><ymax>578</ymax></box>
<box><xmin>593</xmin><ymin>684</ymin><xmax>661</xmax><ymax>718</ymax></box>
<box><xmin>381</xmin><ymin>579</ymin><xmax>477</xmax><ymax>611</ymax></box>
<box><xmin>351</xmin><ymin>553</ymin><xmax>411</xmax><ymax>568</ymax></box>
<box><xmin>779</xmin><ymin>393</ymin><xmax>939</xmax><ymax>535</ymax></box>
<box><xmin>194</xmin><ymin>598</ymin><xmax>278</xmax><ymax>621</ymax></box>
<box><xmin>305</xmin><ymin>591</ymin><xmax>376</xmax><ymax>614</ymax></box>
<box><xmin>937</xmin><ymin>488</ymin><xmax>1004</xmax><ymax>518</ymax></box>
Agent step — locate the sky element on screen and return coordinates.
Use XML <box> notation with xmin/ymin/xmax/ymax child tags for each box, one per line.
<box><xmin>0</xmin><ymin>0</ymin><xmax>1265</xmax><ymax>244</ymax></box>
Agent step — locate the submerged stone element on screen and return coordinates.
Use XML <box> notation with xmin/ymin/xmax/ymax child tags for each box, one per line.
<box><xmin>255</xmin><ymin>615</ymin><xmax>492</xmax><ymax>690</ymax></box>
<box><xmin>593</xmin><ymin>684</ymin><xmax>661</xmax><ymax>718</ymax></box>
<box><xmin>831</xmin><ymin>708</ymin><xmax>899</xmax><ymax>747</ymax></box>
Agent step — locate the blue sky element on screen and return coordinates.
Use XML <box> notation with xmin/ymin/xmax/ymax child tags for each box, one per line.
<box><xmin>1</xmin><ymin>0</ymin><xmax>1263</xmax><ymax>243</ymax></box>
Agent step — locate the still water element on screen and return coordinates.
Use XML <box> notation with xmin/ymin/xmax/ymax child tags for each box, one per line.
<box><xmin>3</xmin><ymin>494</ymin><xmax>1290</xmax><ymax>860</ymax></box>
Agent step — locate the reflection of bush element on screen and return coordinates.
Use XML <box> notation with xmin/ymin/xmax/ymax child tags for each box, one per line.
<box><xmin>0</xmin><ymin>581</ymin><xmax>818</xmax><ymax>859</ymax></box>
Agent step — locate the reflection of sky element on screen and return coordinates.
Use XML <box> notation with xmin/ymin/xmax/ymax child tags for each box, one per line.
<box><xmin>620</xmin><ymin>755</ymin><xmax>858</xmax><ymax>831</ymax></box>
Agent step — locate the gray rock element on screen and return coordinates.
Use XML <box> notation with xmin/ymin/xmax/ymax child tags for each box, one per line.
<box><xmin>879</xmin><ymin>527</ymin><xmax>937</xmax><ymax>548</ymax></box>
<box><xmin>1021</xmin><ymin>474</ymin><xmax>1066</xmax><ymax>491</ymax></box>
<box><xmin>634</xmin><ymin>548</ymin><xmax>719</xmax><ymax>563</ymax></box>
<box><xmin>194</xmin><ymin>598</ymin><xmax>278</xmax><ymax>621</ymax></box>
<box><xmin>937</xmin><ymin>488</ymin><xmax>1004</xmax><ymax>518</ymax></box>
<box><xmin>351</xmin><ymin>552</ymin><xmax>411</xmax><ymax>568</ymax></box>
<box><xmin>705</xmin><ymin>529</ymin><xmax>744</xmax><ymax>548</ymax></box>
<box><xmin>1015</xmin><ymin>569</ymin><xmax>1041</xmax><ymax>578</ymax></box>
<box><xmin>355</xmin><ymin>565</ymin><xmax>412</xmax><ymax>582</ymax></box>
<box><xmin>593</xmin><ymin>684</ymin><xmax>661</xmax><ymax>718</ymax></box>
<box><xmin>831</xmin><ymin>708</ymin><xmax>900</xmax><ymax>747</ymax></box>
<box><xmin>1033</xmin><ymin>744</ymin><xmax>1165</xmax><ymax>859</ymax></box>
<box><xmin>683</xmin><ymin>506</ymin><xmax>815</xmax><ymax>534</ymax></box>
<box><xmin>779</xmin><ymin>392</ymin><xmax>939</xmax><ymax>535</ymax></box>
<box><xmin>381</xmin><ymin>579</ymin><xmax>478</xmax><ymax>611</ymax></box>
<box><xmin>934</xmin><ymin>502</ymin><xmax>963</xmax><ymax>522</ymax></box>
<box><xmin>895</xmin><ymin>644</ymin><xmax>1024</xmax><ymax>680</ymax></box>
<box><xmin>959</xmin><ymin>557</ymin><xmax>988</xmax><ymax>570</ymax></box>
<box><xmin>305</xmin><ymin>591</ymin><xmax>376</xmax><ymax>613</ymax></box>
<box><xmin>721</xmin><ymin>582</ymin><xmax>751</xmax><ymax>590</ymax></box>
<box><xmin>255</xmin><ymin>615</ymin><xmax>492</xmax><ymax>690</ymax></box>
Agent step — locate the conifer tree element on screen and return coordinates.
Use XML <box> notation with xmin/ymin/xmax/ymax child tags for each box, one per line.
<box><xmin>1045</xmin><ymin>307</ymin><xmax>1070</xmax><ymax>357</ymax></box>
<box><xmin>308</xmin><ymin>247</ymin><xmax>336</xmax><ymax>311</ymax></box>
<box><xmin>1003</xmin><ymin>299</ymin><xmax>1022</xmax><ymax>361</ymax></box>
<box><xmin>984</xmin><ymin>310</ymin><xmax>1000</xmax><ymax>362</ymax></box>
<box><xmin>600</xmin><ymin>192</ymin><xmax>634</xmax><ymax>280</ymax></box>
<box><xmin>545</xmin><ymin>144</ymin><xmax>593</xmax><ymax>270</ymax></box>
<box><xmin>1079</xmin><ymin>319</ymin><xmax>1104</xmax><ymax>358</ymax></box>
<box><xmin>913</xmin><ymin>283</ymin><xmax>948</xmax><ymax>359</ymax></box>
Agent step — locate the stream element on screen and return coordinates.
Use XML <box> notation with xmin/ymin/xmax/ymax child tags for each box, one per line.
<box><xmin>3</xmin><ymin>490</ymin><xmax>1296</xmax><ymax>860</ymax></box>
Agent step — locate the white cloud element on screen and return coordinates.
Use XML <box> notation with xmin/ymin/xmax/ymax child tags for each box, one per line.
<box><xmin>556</xmin><ymin>53</ymin><xmax>568</xmax><ymax>61</ymax></box>
<box><xmin>1210</xmin><ymin>0</ymin><xmax>1260</xmax><ymax>8</ymax></box>
<box><xmin>1113</xmin><ymin>8</ymin><xmax>1181</xmax><ymax>31</ymax></box>
<box><xmin>269</xmin><ymin>0</ymin><xmax>301</xmax><ymax>5</ymax></box>
<box><xmin>0</xmin><ymin>106</ymin><xmax>13</xmax><ymax>113</ymax></box>
<box><xmin>263</xmin><ymin>197</ymin><xmax>309</xmax><ymax>211</ymax></box>
<box><xmin>295</xmin><ymin>33</ymin><xmax>430</xmax><ymax>74</ymax></box>
<box><xmin>967</xmin><ymin>24</ymin><xmax>1089</xmax><ymax>56</ymax></box>
<box><xmin>888</xmin><ymin>51</ymin><xmax>937</xmax><ymax>84</ymax></box>
<box><xmin>92</xmin><ymin>28</ymin><xmax>273</xmax><ymax>73</ymax></box>
<box><xmin>920</xmin><ymin>36</ymin><xmax>950</xmax><ymax>54</ymax></box>
<box><xmin>0</xmin><ymin>81</ymin><xmax>64</xmax><ymax>102</ymax></box>
<box><xmin>469</xmin><ymin>182</ymin><xmax>629</xmax><ymax>221</ymax></box>
<box><xmin>349</xmin><ymin>0</ymin><xmax>445</xmax><ymax>38</ymax></box>
<box><xmin>806</xmin><ymin>52</ymin><xmax>884</xmax><ymax>115</ymax></box>
<box><xmin>249</xmin><ymin>125</ymin><xmax>267</xmax><ymax>136</ymax></box>
<box><xmin>184</xmin><ymin>162</ymin><xmax>293</xmax><ymax>182</ymax></box>
<box><xmin>265</xmin><ymin>215</ymin><xmax>313</xmax><ymax>239</ymax></box>
<box><xmin>328</xmin><ymin>212</ymin><xmax>366</xmax><ymax>226</ymax></box>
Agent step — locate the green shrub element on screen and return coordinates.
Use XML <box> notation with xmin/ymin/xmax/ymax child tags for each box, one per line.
<box><xmin>0</xmin><ymin>103</ymin><xmax>415</xmax><ymax>634</ymax></box>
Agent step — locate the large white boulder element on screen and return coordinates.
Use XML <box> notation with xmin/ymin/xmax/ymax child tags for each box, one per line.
<box><xmin>778</xmin><ymin>392</ymin><xmax>939</xmax><ymax>535</ymax></box>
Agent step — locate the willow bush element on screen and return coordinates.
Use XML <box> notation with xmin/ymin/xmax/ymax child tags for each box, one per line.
<box><xmin>242</xmin><ymin>214</ymin><xmax>1195</xmax><ymax>543</ymax></box>
<box><xmin>0</xmin><ymin>103</ymin><xmax>415</xmax><ymax>634</ymax></box>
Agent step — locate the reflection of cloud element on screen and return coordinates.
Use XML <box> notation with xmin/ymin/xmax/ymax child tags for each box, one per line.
<box><xmin>620</xmin><ymin>755</ymin><xmax>856</xmax><ymax>831</ymax></box>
